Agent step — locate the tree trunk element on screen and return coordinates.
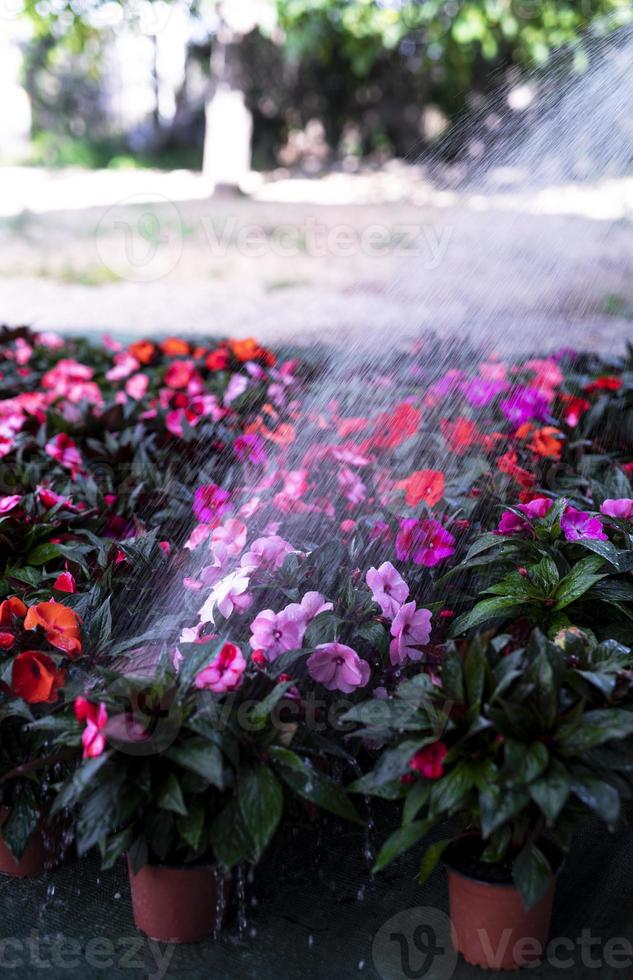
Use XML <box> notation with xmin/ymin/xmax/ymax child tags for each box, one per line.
<box><xmin>203</xmin><ymin>25</ymin><xmax>253</xmax><ymax>193</ymax></box>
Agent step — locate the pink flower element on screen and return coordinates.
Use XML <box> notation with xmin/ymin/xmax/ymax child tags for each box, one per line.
<box><xmin>211</xmin><ymin>519</ymin><xmax>248</xmax><ymax>558</ymax></box>
<box><xmin>279</xmin><ymin>592</ymin><xmax>334</xmax><ymax>645</ymax></box>
<box><xmin>366</xmin><ymin>561</ymin><xmax>409</xmax><ymax>618</ymax></box>
<box><xmin>601</xmin><ymin>498</ymin><xmax>633</xmax><ymax>520</ymax></box>
<box><xmin>241</xmin><ymin>535</ymin><xmax>294</xmax><ymax>573</ymax></box>
<box><xmin>234</xmin><ymin>434</ymin><xmax>268</xmax><ymax>466</ymax></box>
<box><xmin>409</xmin><ymin>742</ymin><xmax>447</xmax><ymax>780</ymax></box>
<box><xmin>198</xmin><ymin>570</ymin><xmax>252</xmax><ymax>622</ymax></box>
<box><xmin>54</xmin><ymin>572</ymin><xmax>76</xmax><ymax>593</ymax></box>
<box><xmin>195</xmin><ymin>642</ymin><xmax>247</xmax><ymax>693</ymax></box>
<box><xmin>36</xmin><ymin>486</ymin><xmax>75</xmax><ymax>510</ymax></box>
<box><xmin>125</xmin><ymin>373</ymin><xmax>149</xmax><ymax>400</ymax></box>
<box><xmin>185</xmin><ymin>524</ymin><xmax>213</xmax><ymax>550</ymax></box>
<box><xmin>249</xmin><ymin>608</ymin><xmax>304</xmax><ymax>662</ymax></box>
<box><xmin>106</xmin><ymin>352</ymin><xmax>140</xmax><ymax>381</ymax></box>
<box><xmin>45</xmin><ymin>433</ymin><xmax>84</xmax><ymax>477</ymax></box>
<box><xmin>307</xmin><ymin>642</ymin><xmax>371</xmax><ymax>693</ymax></box>
<box><xmin>338</xmin><ymin>466</ymin><xmax>366</xmax><ymax>505</ymax></box>
<box><xmin>389</xmin><ymin>601</ymin><xmax>432</xmax><ymax>664</ymax></box>
<box><xmin>395</xmin><ymin>519</ymin><xmax>455</xmax><ymax>567</ymax></box>
<box><xmin>74</xmin><ymin>698</ymin><xmax>108</xmax><ymax>759</ymax></box>
<box><xmin>560</xmin><ymin>506</ymin><xmax>608</xmax><ymax>542</ymax></box>
<box><xmin>0</xmin><ymin>495</ymin><xmax>21</xmax><ymax>515</ymax></box>
<box><xmin>193</xmin><ymin>484</ymin><xmax>231</xmax><ymax>524</ymax></box>
<box><xmin>224</xmin><ymin>374</ymin><xmax>249</xmax><ymax>405</ymax></box>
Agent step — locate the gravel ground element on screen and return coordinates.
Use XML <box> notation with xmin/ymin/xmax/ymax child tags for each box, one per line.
<box><xmin>0</xmin><ymin>165</ymin><xmax>632</xmax><ymax>354</ymax></box>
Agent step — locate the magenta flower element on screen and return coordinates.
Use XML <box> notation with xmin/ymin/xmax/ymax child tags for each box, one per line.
<box><xmin>560</xmin><ymin>506</ymin><xmax>608</xmax><ymax>542</ymax></box>
<box><xmin>193</xmin><ymin>484</ymin><xmax>231</xmax><ymax>524</ymax></box>
<box><xmin>496</xmin><ymin>511</ymin><xmax>530</xmax><ymax>535</ymax></box>
<box><xmin>395</xmin><ymin>519</ymin><xmax>456</xmax><ymax>567</ymax></box>
<box><xmin>249</xmin><ymin>608</ymin><xmax>305</xmax><ymax>662</ymax></box>
<box><xmin>0</xmin><ymin>494</ymin><xmax>21</xmax><ymax>515</ymax></box>
<box><xmin>338</xmin><ymin>466</ymin><xmax>366</xmax><ymax>505</ymax></box>
<box><xmin>307</xmin><ymin>642</ymin><xmax>371</xmax><ymax>693</ymax></box>
<box><xmin>520</xmin><ymin>497</ymin><xmax>553</xmax><ymax>519</ymax></box>
<box><xmin>601</xmin><ymin>498</ymin><xmax>633</xmax><ymax>520</ymax></box>
<box><xmin>389</xmin><ymin>601</ymin><xmax>432</xmax><ymax>665</ymax></box>
<box><xmin>234</xmin><ymin>434</ymin><xmax>268</xmax><ymax>466</ymax></box>
<box><xmin>500</xmin><ymin>386</ymin><xmax>550</xmax><ymax>427</ymax></box>
<box><xmin>74</xmin><ymin>698</ymin><xmax>109</xmax><ymax>759</ymax></box>
<box><xmin>195</xmin><ymin>642</ymin><xmax>247</xmax><ymax>693</ymax></box>
<box><xmin>366</xmin><ymin>561</ymin><xmax>409</xmax><ymax>618</ymax></box>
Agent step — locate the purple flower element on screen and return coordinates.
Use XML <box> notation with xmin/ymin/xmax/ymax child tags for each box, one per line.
<box><xmin>193</xmin><ymin>484</ymin><xmax>231</xmax><ymax>523</ymax></box>
<box><xmin>560</xmin><ymin>507</ymin><xmax>608</xmax><ymax>542</ymax></box>
<box><xmin>234</xmin><ymin>434</ymin><xmax>268</xmax><ymax>466</ymax></box>
<box><xmin>500</xmin><ymin>386</ymin><xmax>550</xmax><ymax>427</ymax></box>
<box><xmin>496</xmin><ymin>511</ymin><xmax>531</xmax><ymax>535</ymax></box>
<box><xmin>249</xmin><ymin>608</ymin><xmax>304</xmax><ymax>662</ymax></box>
<box><xmin>389</xmin><ymin>601</ymin><xmax>432</xmax><ymax>665</ymax></box>
<box><xmin>241</xmin><ymin>535</ymin><xmax>295</xmax><ymax>573</ymax></box>
<box><xmin>365</xmin><ymin>561</ymin><xmax>409</xmax><ymax>618</ymax></box>
<box><xmin>307</xmin><ymin>642</ymin><xmax>371</xmax><ymax>693</ymax></box>
<box><xmin>519</xmin><ymin>497</ymin><xmax>553</xmax><ymax>519</ymax></box>
<box><xmin>395</xmin><ymin>519</ymin><xmax>456</xmax><ymax>567</ymax></box>
<box><xmin>601</xmin><ymin>498</ymin><xmax>633</xmax><ymax>520</ymax></box>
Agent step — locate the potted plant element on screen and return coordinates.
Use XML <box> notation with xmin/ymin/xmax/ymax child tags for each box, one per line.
<box><xmin>347</xmin><ymin>629</ymin><xmax>633</xmax><ymax>970</ymax></box>
<box><xmin>46</xmin><ymin>634</ymin><xmax>362</xmax><ymax>943</ymax></box>
<box><xmin>0</xmin><ymin>595</ymin><xmax>83</xmax><ymax>876</ymax></box>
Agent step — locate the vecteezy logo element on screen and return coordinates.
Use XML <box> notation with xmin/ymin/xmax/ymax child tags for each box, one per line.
<box><xmin>372</xmin><ymin>907</ymin><xmax>457</xmax><ymax>980</ymax></box>
<box><xmin>95</xmin><ymin>192</ymin><xmax>183</xmax><ymax>283</ymax></box>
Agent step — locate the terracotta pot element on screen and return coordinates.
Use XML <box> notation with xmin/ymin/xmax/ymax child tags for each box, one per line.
<box><xmin>446</xmin><ymin>842</ymin><xmax>560</xmax><ymax>971</ymax></box>
<box><xmin>0</xmin><ymin>806</ymin><xmax>57</xmax><ymax>878</ymax></box>
<box><xmin>127</xmin><ymin>856</ymin><xmax>231</xmax><ymax>943</ymax></box>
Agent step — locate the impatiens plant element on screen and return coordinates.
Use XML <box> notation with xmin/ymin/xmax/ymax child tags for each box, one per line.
<box><xmin>44</xmin><ymin>635</ymin><xmax>362</xmax><ymax>872</ymax></box>
<box><xmin>347</xmin><ymin>629</ymin><xmax>633</xmax><ymax>908</ymax></box>
<box><xmin>447</xmin><ymin>496</ymin><xmax>633</xmax><ymax>642</ymax></box>
<box><xmin>0</xmin><ymin>595</ymin><xmax>83</xmax><ymax>859</ymax></box>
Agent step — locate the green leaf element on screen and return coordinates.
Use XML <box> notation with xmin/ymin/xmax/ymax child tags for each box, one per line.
<box><xmin>557</xmin><ymin>709</ymin><xmax>633</xmax><ymax>753</ymax></box>
<box><xmin>554</xmin><ymin>556</ymin><xmax>607</xmax><ymax>610</ymax></box>
<box><xmin>26</xmin><ymin>542</ymin><xmax>63</xmax><ymax>565</ymax></box>
<box><xmin>52</xmin><ymin>753</ymin><xmax>111</xmax><ymax>814</ymax></box>
<box><xmin>429</xmin><ymin>762</ymin><xmax>475</xmax><ymax>817</ymax></box>
<box><xmin>2</xmin><ymin>785</ymin><xmax>40</xmax><ymax>860</ymax></box>
<box><xmin>464</xmin><ymin>637</ymin><xmax>487</xmax><ymax>706</ymax></box>
<box><xmin>373</xmin><ymin>820</ymin><xmax>430</xmax><ymax>873</ymax></box>
<box><xmin>512</xmin><ymin>842</ymin><xmax>553</xmax><ymax>909</ymax></box>
<box><xmin>570</xmin><ymin>774</ymin><xmax>620</xmax><ymax>824</ymax></box>
<box><xmin>210</xmin><ymin>799</ymin><xmax>254</xmax><ymax>868</ymax></box>
<box><xmin>505</xmin><ymin>740</ymin><xmax>549</xmax><ymax>784</ymax></box>
<box><xmin>440</xmin><ymin>646</ymin><xmax>464</xmax><ymax>703</ymax></box>
<box><xmin>480</xmin><ymin>787</ymin><xmax>529</xmax><ymax>837</ymax></box>
<box><xmin>527</xmin><ymin>557</ymin><xmax>560</xmax><ymax>597</ymax></box>
<box><xmin>269</xmin><ymin>746</ymin><xmax>362</xmax><ymax>824</ymax></box>
<box><xmin>451</xmin><ymin>597</ymin><xmax>525</xmax><ymax>636</ymax></box>
<box><xmin>166</xmin><ymin>739</ymin><xmax>225</xmax><ymax>788</ymax></box>
<box><xmin>238</xmin><ymin>766</ymin><xmax>283</xmax><ymax>859</ymax></box>
<box><xmin>403</xmin><ymin>780</ymin><xmax>431</xmax><ymax>825</ymax></box>
<box><xmin>157</xmin><ymin>773</ymin><xmax>188</xmax><ymax>816</ymax></box>
<box><xmin>99</xmin><ymin>827</ymin><xmax>134</xmax><ymax>870</ymax></box>
<box><xmin>176</xmin><ymin>803</ymin><xmax>205</xmax><ymax>853</ymax></box>
<box><xmin>528</xmin><ymin>762</ymin><xmax>570</xmax><ymax>823</ymax></box>
<box><xmin>418</xmin><ymin>837</ymin><xmax>453</xmax><ymax>885</ymax></box>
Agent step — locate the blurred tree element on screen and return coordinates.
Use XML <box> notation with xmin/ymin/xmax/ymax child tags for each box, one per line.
<box><xmin>15</xmin><ymin>0</ymin><xmax>633</xmax><ymax>175</ymax></box>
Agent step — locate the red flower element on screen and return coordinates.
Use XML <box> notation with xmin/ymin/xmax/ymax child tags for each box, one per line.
<box><xmin>559</xmin><ymin>394</ymin><xmax>590</xmax><ymax>427</ymax></box>
<box><xmin>12</xmin><ymin>651</ymin><xmax>65</xmax><ymax>704</ymax></box>
<box><xmin>229</xmin><ymin>337</ymin><xmax>276</xmax><ymax>366</ymax></box>
<box><xmin>440</xmin><ymin>417</ymin><xmax>477</xmax><ymax>454</ymax></box>
<box><xmin>164</xmin><ymin>360</ymin><xmax>196</xmax><ymax>389</ymax></box>
<box><xmin>128</xmin><ymin>340</ymin><xmax>155</xmax><ymax>365</ymax></box>
<box><xmin>362</xmin><ymin>403</ymin><xmax>421</xmax><ymax>451</ymax></box>
<box><xmin>53</xmin><ymin>571</ymin><xmax>76</xmax><ymax>593</ymax></box>
<box><xmin>496</xmin><ymin>450</ymin><xmax>535</xmax><ymax>489</ymax></box>
<box><xmin>160</xmin><ymin>337</ymin><xmax>190</xmax><ymax>357</ymax></box>
<box><xmin>585</xmin><ymin>375</ymin><xmax>623</xmax><ymax>395</ymax></box>
<box><xmin>205</xmin><ymin>347</ymin><xmax>230</xmax><ymax>371</ymax></box>
<box><xmin>45</xmin><ymin>433</ymin><xmax>84</xmax><ymax>477</ymax></box>
<box><xmin>409</xmin><ymin>742</ymin><xmax>448</xmax><ymax>780</ymax></box>
<box><xmin>396</xmin><ymin>469</ymin><xmax>445</xmax><ymax>508</ymax></box>
<box><xmin>0</xmin><ymin>596</ymin><xmax>27</xmax><ymax>626</ymax></box>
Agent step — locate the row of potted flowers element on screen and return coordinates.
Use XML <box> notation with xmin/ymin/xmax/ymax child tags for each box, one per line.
<box><xmin>1</xmin><ymin>325</ymin><xmax>633</xmax><ymax>968</ymax></box>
